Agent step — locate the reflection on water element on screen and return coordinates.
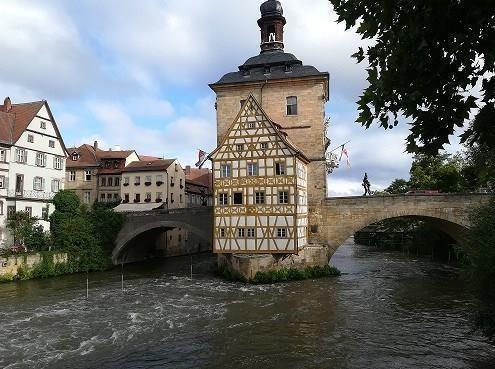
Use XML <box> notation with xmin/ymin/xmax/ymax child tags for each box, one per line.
<box><xmin>0</xmin><ymin>240</ymin><xmax>494</xmax><ymax>369</ymax></box>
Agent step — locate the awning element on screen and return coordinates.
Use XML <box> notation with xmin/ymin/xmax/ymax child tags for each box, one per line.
<box><xmin>113</xmin><ymin>203</ymin><xmax>162</xmax><ymax>213</ymax></box>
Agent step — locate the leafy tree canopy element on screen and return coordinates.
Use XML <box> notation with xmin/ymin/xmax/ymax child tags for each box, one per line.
<box><xmin>385</xmin><ymin>178</ymin><xmax>410</xmax><ymax>194</ymax></box>
<box><xmin>329</xmin><ymin>0</ymin><xmax>495</xmax><ymax>154</ymax></box>
<box><xmin>409</xmin><ymin>153</ymin><xmax>465</xmax><ymax>192</ymax></box>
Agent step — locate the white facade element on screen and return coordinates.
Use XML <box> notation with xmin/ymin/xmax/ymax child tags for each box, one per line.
<box><xmin>0</xmin><ymin>103</ymin><xmax>66</xmax><ymax>247</ymax></box>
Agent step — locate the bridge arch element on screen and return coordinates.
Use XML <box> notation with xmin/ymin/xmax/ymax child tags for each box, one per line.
<box><xmin>112</xmin><ymin>207</ymin><xmax>213</xmax><ymax>264</ymax></box>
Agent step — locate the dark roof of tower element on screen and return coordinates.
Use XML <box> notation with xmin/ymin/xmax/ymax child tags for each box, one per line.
<box><xmin>260</xmin><ymin>0</ymin><xmax>283</xmax><ymax>17</ymax></box>
<box><xmin>210</xmin><ymin>51</ymin><xmax>328</xmax><ymax>87</ymax></box>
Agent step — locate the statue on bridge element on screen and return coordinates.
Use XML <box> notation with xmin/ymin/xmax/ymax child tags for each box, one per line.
<box><xmin>363</xmin><ymin>173</ymin><xmax>371</xmax><ymax>196</ymax></box>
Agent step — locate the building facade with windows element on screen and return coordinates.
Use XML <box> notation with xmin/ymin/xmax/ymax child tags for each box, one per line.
<box><xmin>210</xmin><ymin>95</ymin><xmax>309</xmax><ymax>253</ymax></box>
<box><xmin>65</xmin><ymin>142</ymin><xmax>100</xmax><ymax>205</ymax></box>
<box><xmin>184</xmin><ymin>165</ymin><xmax>213</xmax><ymax>207</ymax></box>
<box><xmin>0</xmin><ymin>97</ymin><xmax>67</xmax><ymax>247</ymax></box>
<box><xmin>209</xmin><ymin>0</ymin><xmax>329</xmax><ymax>206</ymax></box>
<box><xmin>98</xmin><ymin>150</ymin><xmax>140</xmax><ymax>203</ymax></box>
<box><xmin>120</xmin><ymin>159</ymin><xmax>185</xmax><ymax>210</ymax></box>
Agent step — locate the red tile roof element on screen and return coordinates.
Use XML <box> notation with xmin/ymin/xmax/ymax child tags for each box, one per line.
<box><xmin>66</xmin><ymin>144</ymin><xmax>100</xmax><ymax>169</ymax></box>
<box><xmin>122</xmin><ymin>159</ymin><xmax>176</xmax><ymax>172</ymax></box>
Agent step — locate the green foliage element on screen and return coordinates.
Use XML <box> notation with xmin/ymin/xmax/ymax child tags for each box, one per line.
<box><xmin>24</xmin><ymin>225</ymin><xmax>51</xmax><ymax>252</ymax></box>
<box><xmin>462</xmin><ymin>144</ymin><xmax>495</xmax><ymax>193</ymax></box>
<box><xmin>213</xmin><ymin>264</ymin><xmax>247</xmax><ymax>282</ymax></box>
<box><xmin>251</xmin><ymin>265</ymin><xmax>341</xmax><ymax>284</ymax></box>
<box><xmin>329</xmin><ymin>0</ymin><xmax>495</xmax><ymax>154</ymax></box>
<box><xmin>0</xmin><ymin>273</ymin><xmax>15</xmax><ymax>283</ymax></box>
<box><xmin>6</xmin><ymin>211</ymin><xmax>36</xmax><ymax>245</ymax></box>
<box><xmin>461</xmin><ymin>196</ymin><xmax>495</xmax><ymax>340</ymax></box>
<box><xmin>52</xmin><ymin>190</ymin><xmax>81</xmax><ymax>213</ymax></box>
<box><xmin>89</xmin><ymin>202</ymin><xmax>126</xmax><ymax>254</ymax></box>
<box><xmin>386</xmin><ymin>179</ymin><xmax>410</xmax><ymax>194</ymax></box>
<box><xmin>409</xmin><ymin>153</ymin><xmax>466</xmax><ymax>193</ymax></box>
<box><xmin>15</xmin><ymin>252</ymin><xmax>71</xmax><ymax>281</ymax></box>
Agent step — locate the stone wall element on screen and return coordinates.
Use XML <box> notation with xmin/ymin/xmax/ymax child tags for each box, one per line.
<box><xmin>0</xmin><ymin>252</ymin><xmax>68</xmax><ymax>282</ymax></box>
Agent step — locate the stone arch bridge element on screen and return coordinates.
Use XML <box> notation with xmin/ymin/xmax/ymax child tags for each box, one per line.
<box><xmin>310</xmin><ymin>193</ymin><xmax>491</xmax><ymax>257</ymax></box>
<box><xmin>113</xmin><ymin>207</ymin><xmax>213</xmax><ymax>264</ymax></box>
<box><xmin>113</xmin><ymin>194</ymin><xmax>491</xmax><ymax>265</ymax></box>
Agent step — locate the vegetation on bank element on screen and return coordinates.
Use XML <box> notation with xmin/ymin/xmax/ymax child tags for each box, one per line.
<box><xmin>461</xmin><ymin>197</ymin><xmax>495</xmax><ymax>341</ymax></box>
<box><xmin>214</xmin><ymin>264</ymin><xmax>341</xmax><ymax>284</ymax></box>
<box><xmin>1</xmin><ymin>191</ymin><xmax>125</xmax><ymax>282</ymax></box>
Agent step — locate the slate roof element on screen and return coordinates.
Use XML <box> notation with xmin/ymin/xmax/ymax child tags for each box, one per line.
<box><xmin>210</xmin><ymin>50</ymin><xmax>328</xmax><ymax>88</ymax></box>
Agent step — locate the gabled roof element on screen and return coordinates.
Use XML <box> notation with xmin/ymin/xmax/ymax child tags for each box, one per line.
<box><xmin>0</xmin><ymin>100</ymin><xmax>67</xmax><ymax>152</ymax></box>
<box><xmin>98</xmin><ymin>150</ymin><xmax>137</xmax><ymax>160</ymax></box>
<box><xmin>66</xmin><ymin>144</ymin><xmax>100</xmax><ymax>169</ymax></box>
<box><xmin>209</xmin><ymin>94</ymin><xmax>309</xmax><ymax>163</ymax></box>
<box><xmin>122</xmin><ymin>159</ymin><xmax>176</xmax><ymax>173</ymax></box>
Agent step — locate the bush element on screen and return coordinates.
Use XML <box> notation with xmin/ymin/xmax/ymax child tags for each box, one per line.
<box><xmin>250</xmin><ymin>265</ymin><xmax>341</xmax><ymax>284</ymax></box>
<box><xmin>461</xmin><ymin>196</ymin><xmax>495</xmax><ymax>340</ymax></box>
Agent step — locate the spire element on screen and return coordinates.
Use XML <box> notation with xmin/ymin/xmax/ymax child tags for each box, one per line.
<box><xmin>258</xmin><ymin>0</ymin><xmax>286</xmax><ymax>53</ymax></box>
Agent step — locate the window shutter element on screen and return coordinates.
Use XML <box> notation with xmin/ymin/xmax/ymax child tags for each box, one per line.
<box><xmin>23</xmin><ymin>150</ymin><xmax>27</xmax><ymax>163</ymax></box>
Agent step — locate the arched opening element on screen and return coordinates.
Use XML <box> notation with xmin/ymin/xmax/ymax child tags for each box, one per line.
<box><xmin>113</xmin><ymin>221</ymin><xmax>211</xmax><ymax>265</ymax></box>
<box><xmin>329</xmin><ymin>215</ymin><xmax>468</xmax><ymax>265</ymax></box>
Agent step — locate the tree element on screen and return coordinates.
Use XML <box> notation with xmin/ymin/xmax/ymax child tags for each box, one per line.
<box><xmin>50</xmin><ymin>191</ymin><xmax>81</xmax><ymax>240</ymax></box>
<box><xmin>462</xmin><ymin>143</ymin><xmax>495</xmax><ymax>192</ymax></box>
<box><xmin>329</xmin><ymin>0</ymin><xmax>495</xmax><ymax>154</ymax></box>
<box><xmin>462</xmin><ymin>197</ymin><xmax>495</xmax><ymax>340</ymax></box>
<box><xmin>6</xmin><ymin>211</ymin><xmax>36</xmax><ymax>246</ymax></box>
<box><xmin>409</xmin><ymin>153</ymin><xmax>465</xmax><ymax>193</ymax></box>
<box><xmin>385</xmin><ymin>179</ymin><xmax>410</xmax><ymax>194</ymax></box>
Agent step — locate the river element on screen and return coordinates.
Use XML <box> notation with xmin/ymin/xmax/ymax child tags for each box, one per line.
<box><xmin>0</xmin><ymin>239</ymin><xmax>494</xmax><ymax>369</ymax></box>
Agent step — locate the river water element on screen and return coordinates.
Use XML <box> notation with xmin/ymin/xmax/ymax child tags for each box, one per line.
<box><xmin>0</xmin><ymin>240</ymin><xmax>494</xmax><ymax>369</ymax></box>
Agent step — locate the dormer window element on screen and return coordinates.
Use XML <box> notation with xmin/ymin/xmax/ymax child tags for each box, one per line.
<box><xmin>285</xmin><ymin>64</ymin><xmax>292</xmax><ymax>73</ymax></box>
<box><xmin>71</xmin><ymin>153</ymin><xmax>78</xmax><ymax>161</ymax></box>
<box><xmin>264</xmin><ymin>66</ymin><xmax>271</xmax><ymax>74</ymax></box>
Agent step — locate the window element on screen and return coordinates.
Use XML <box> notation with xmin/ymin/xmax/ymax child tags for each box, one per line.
<box><xmin>240</xmin><ymin>99</ymin><xmax>246</xmax><ymax>107</ymax></box>
<box><xmin>219</xmin><ymin>193</ymin><xmax>228</xmax><ymax>206</ymax></box>
<box><xmin>146</xmin><ymin>192</ymin><xmax>152</xmax><ymax>201</ymax></box>
<box><xmin>0</xmin><ymin>176</ymin><xmax>5</xmax><ymax>189</ymax></box>
<box><xmin>247</xmin><ymin>228</ymin><xmax>255</xmax><ymax>238</ymax></box>
<box><xmin>180</xmin><ymin>194</ymin><xmax>183</xmax><ymax>203</ymax></box>
<box><xmin>40</xmin><ymin>121</ymin><xmax>46</xmax><ymax>129</ymax></box>
<box><xmin>171</xmin><ymin>193</ymin><xmax>174</xmax><ymax>203</ymax></box>
<box><xmin>0</xmin><ymin>149</ymin><xmax>6</xmax><ymax>162</ymax></box>
<box><xmin>113</xmin><ymin>161</ymin><xmax>120</xmax><ymax>169</ymax></box>
<box><xmin>104</xmin><ymin>161</ymin><xmax>111</xmax><ymax>168</ymax></box>
<box><xmin>42</xmin><ymin>207</ymin><xmax>49</xmax><ymax>221</ymax></box>
<box><xmin>113</xmin><ymin>193</ymin><xmax>119</xmax><ymax>200</ymax></box>
<box><xmin>53</xmin><ymin>156</ymin><xmax>63</xmax><ymax>170</ymax></box>
<box><xmin>35</xmin><ymin>152</ymin><xmax>46</xmax><ymax>167</ymax></box>
<box><xmin>115</xmin><ymin>177</ymin><xmax>120</xmax><ymax>187</ymax></box>
<box><xmin>51</xmin><ymin>180</ymin><xmax>60</xmax><ymax>193</ymax></box>
<box><xmin>260</xmin><ymin>143</ymin><xmax>268</xmax><ymax>150</ymax></box>
<box><xmin>156</xmin><ymin>175</ymin><xmax>163</xmax><ymax>183</ymax></box>
<box><xmin>175</xmin><ymin>163</ymin><xmax>178</xmax><ymax>171</ymax></box>
<box><xmin>247</xmin><ymin>122</ymin><xmax>256</xmax><ymax>129</ymax></box>
<box><xmin>247</xmin><ymin>163</ymin><xmax>258</xmax><ymax>176</ymax></box>
<box><xmin>145</xmin><ymin>176</ymin><xmax>152</xmax><ymax>185</ymax></box>
<box><xmin>72</xmin><ymin>153</ymin><xmax>78</xmax><ymax>161</ymax></box>
<box><xmin>84</xmin><ymin>170</ymin><xmax>92</xmax><ymax>181</ymax></box>
<box><xmin>255</xmin><ymin>191</ymin><xmax>265</xmax><ymax>204</ymax></box>
<box><xmin>124</xmin><ymin>193</ymin><xmax>129</xmax><ymax>202</ymax></box>
<box><xmin>233</xmin><ymin>192</ymin><xmax>243</xmax><ymax>205</ymax></box>
<box><xmin>25</xmin><ymin>207</ymin><xmax>32</xmax><ymax>217</ymax></box>
<box><xmin>101</xmin><ymin>177</ymin><xmax>107</xmax><ymax>187</ymax></box>
<box><xmin>27</xmin><ymin>134</ymin><xmax>34</xmax><ymax>143</ymax></box>
<box><xmin>219</xmin><ymin>228</ymin><xmax>226</xmax><ymax>238</ymax></box>
<box><xmin>238</xmin><ymin>228</ymin><xmax>245</xmax><ymax>238</ymax></box>
<box><xmin>7</xmin><ymin>206</ymin><xmax>16</xmax><ymax>219</ymax></box>
<box><xmin>236</xmin><ymin>144</ymin><xmax>244</xmax><ymax>152</ymax></box>
<box><xmin>49</xmin><ymin>140</ymin><xmax>55</xmax><ymax>148</ymax></box>
<box><xmin>0</xmin><ymin>201</ymin><xmax>3</xmax><ymax>215</ymax></box>
<box><xmin>135</xmin><ymin>194</ymin><xmax>141</xmax><ymax>202</ymax></box>
<box><xmin>277</xmin><ymin>228</ymin><xmax>288</xmax><ymax>238</ymax></box>
<box><xmin>156</xmin><ymin>192</ymin><xmax>163</xmax><ymax>200</ymax></box>
<box><xmin>100</xmin><ymin>193</ymin><xmax>106</xmax><ymax>201</ymax></box>
<box><xmin>287</xmin><ymin>96</ymin><xmax>298</xmax><ymax>115</ymax></box>
<box><xmin>106</xmin><ymin>193</ymin><xmax>112</xmax><ymax>200</ymax></box>
<box><xmin>220</xmin><ymin>164</ymin><xmax>231</xmax><ymax>178</ymax></box>
<box><xmin>108</xmin><ymin>177</ymin><xmax>113</xmax><ymax>187</ymax></box>
<box><xmin>275</xmin><ymin>162</ymin><xmax>285</xmax><ymax>176</ymax></box>
<box><xmin>279</xmin><ymin>191</ymin><xmax>289</xmax><ymax>204</ymax></box>
<box><xmin>124</xmin><ymin>177</ymin><xmax>130</xmax><ymax>185</ymax></box>
<box><xmin>135</xmin><ymin>176</ymin><xmax>141</xmax><ymax>185</ymax></box>
<box><xmin>69</xmin><ymin>171</ymin><xmax>76</xmax><ymax>182</ymax></box>
<box><xmin>16</xmin><ymin>148</ymin><xmax>27</xmax><ymax>163</ymax></box>
<box><xmin>83</xmin><ymin>192</ymin><xmax>91</xmax><ymax>204</ymax></box>
<box><xmin>33</xmin><ymin>177</ymin><xmax>44</xmax><ymax>191</ymax></box>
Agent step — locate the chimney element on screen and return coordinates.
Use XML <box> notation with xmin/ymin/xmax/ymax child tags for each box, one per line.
<box><xmin>185</xmin><ymin>165</ymin><xmax>191</xmax><ymax>175</ymax></box>
<box><xmin>3</xmin><ymin>97</ymin><xmax>12</xmax><ymax>113</ymax></box>
<box><xmin>94</xmin><ymin>140</ymin><xmax>98</xmax><ymax>151</ymax></box>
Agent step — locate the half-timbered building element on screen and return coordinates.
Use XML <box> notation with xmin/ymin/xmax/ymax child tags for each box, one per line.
<box><xmin>210</xmin><ymin>95</ymin><xmax>309</xmax><ymax>254</ymax></box>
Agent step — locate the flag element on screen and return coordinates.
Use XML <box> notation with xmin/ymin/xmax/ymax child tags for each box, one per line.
<box><xmin>342</xmin><ymin>147</ymin><xmax>351</xmax><ymax>168</ymax></box>
<box><xmin>195</xmin><ymin>150</ymin><xmax>207</xmax><ymax>168</ymax></box>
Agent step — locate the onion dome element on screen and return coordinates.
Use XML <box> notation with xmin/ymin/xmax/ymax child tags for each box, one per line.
<box><xmin>260</xmin><ymin>0</ymin><xmax>283</xmax><ymax>17</ymax></box>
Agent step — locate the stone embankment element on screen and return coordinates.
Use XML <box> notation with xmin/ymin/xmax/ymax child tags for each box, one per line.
<box><xmin>0</xmin><ymin>252</ymin><xmax>68</xmax><ymax>282</ymax></box>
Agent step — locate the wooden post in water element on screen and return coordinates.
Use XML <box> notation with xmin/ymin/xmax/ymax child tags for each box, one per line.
<box><xmin>190</xmin><ymin>254</ymin><xmax>193</xmax><ymax>279</ymax></box>
<box><xmin>121</xmin><ymin>263</ymin><xmax>124</xmax><ymax>292</ymax></box>
<box><xmin>86</xmin><ymin>271</ymin><xmax>89</xmax><ymax>299</ymax></box>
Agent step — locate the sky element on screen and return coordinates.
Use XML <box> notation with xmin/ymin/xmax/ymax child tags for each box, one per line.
<box><xmin>0</xmin><ymin>0</ymin><xmax>464</xmax><ymax>196</ymax></box>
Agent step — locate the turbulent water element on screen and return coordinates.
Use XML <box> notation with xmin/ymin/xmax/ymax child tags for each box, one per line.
<box><xmin>0</xmin><ymin>240</ymin><xmax>494</xmax><ymax>369</ymax></box>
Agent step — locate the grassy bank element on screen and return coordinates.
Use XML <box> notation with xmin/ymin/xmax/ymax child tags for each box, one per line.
<box><xmin>214</xmin><ymin>264</ymin><xmax>341</xmax><ymax>284</ymax></box>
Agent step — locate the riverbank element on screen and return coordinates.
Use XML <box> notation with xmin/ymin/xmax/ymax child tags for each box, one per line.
<box><xmin>0</xmin><ymin>251</ymin><xmax>70</xmax><ymax>282</ymax></box>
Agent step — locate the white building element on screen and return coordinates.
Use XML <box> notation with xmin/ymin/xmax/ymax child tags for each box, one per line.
<box><xmin>0</xmin><ymin>97</ymin><xmax>67</xmax><ymax>247</ymax></box>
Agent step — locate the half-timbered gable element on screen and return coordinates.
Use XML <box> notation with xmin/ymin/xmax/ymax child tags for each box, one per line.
<box><xmin>210</xmin><ymin>95</ymin><xmax>308</xmax><ymax>254</ymax></box>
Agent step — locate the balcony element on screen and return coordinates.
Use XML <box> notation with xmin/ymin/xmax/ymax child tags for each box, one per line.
<box><xmin>7</xmin><ymin>190</ymin><xmax>54</xmax><ymax>201</ymax></box>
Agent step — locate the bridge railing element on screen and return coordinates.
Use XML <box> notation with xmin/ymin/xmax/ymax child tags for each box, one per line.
<box><xmin>122</xmin><ymin>206</ymin><xmax>213</xmax><ymax>217</ymax></box>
